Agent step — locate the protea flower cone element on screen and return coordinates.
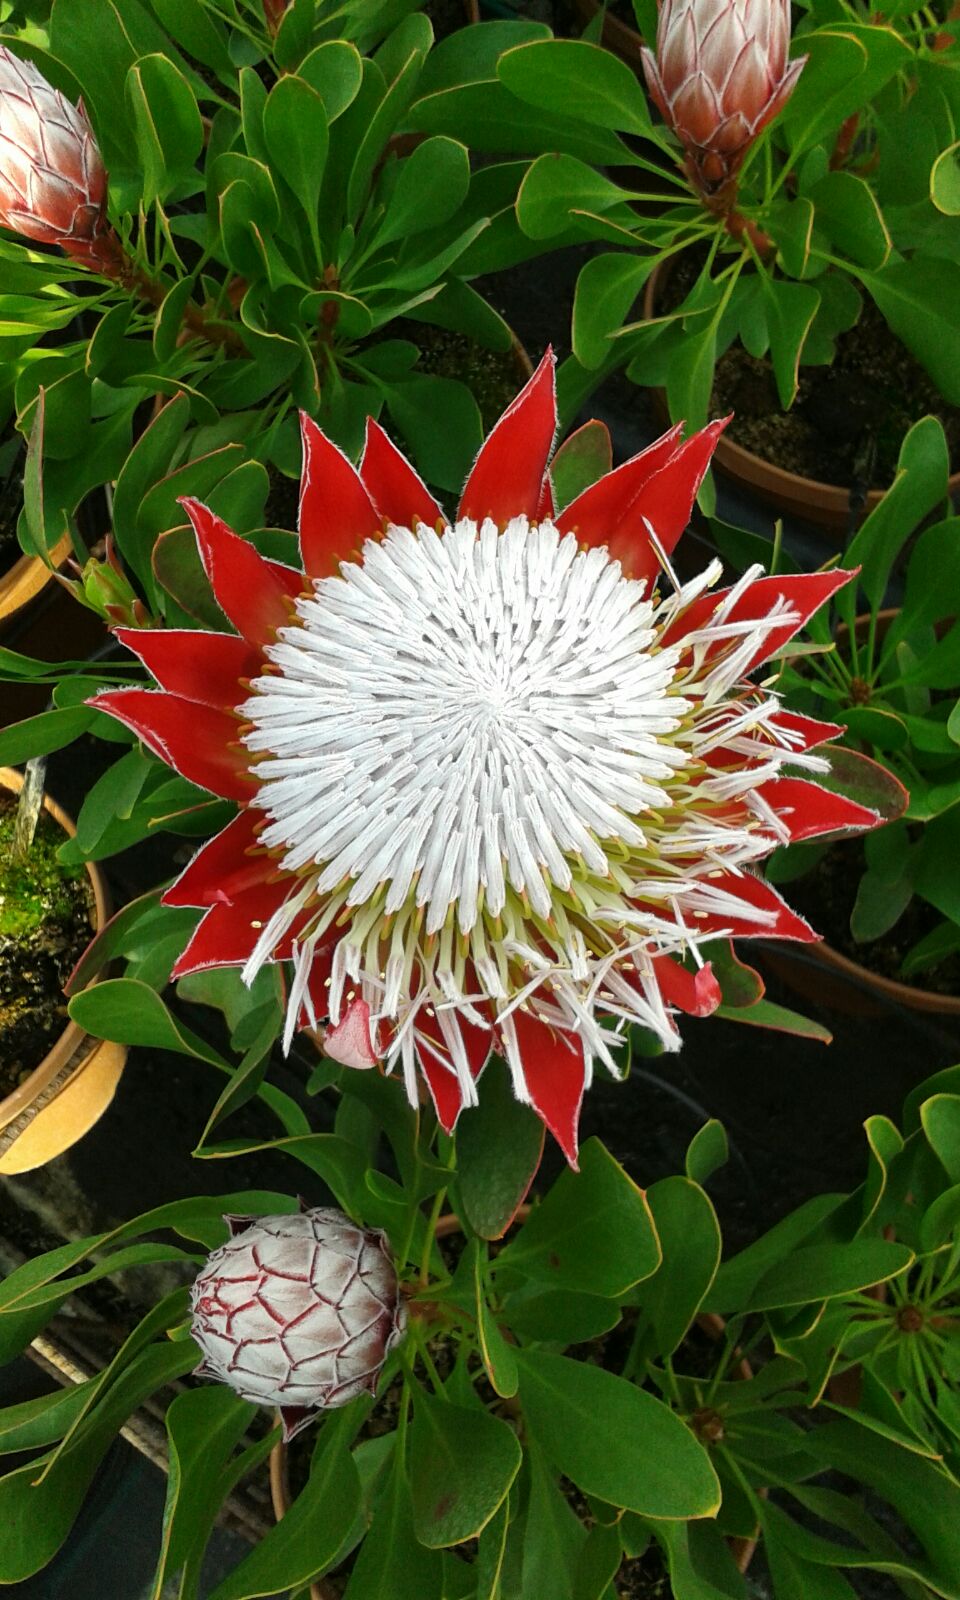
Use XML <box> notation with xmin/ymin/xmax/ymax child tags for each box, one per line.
<box><xmin>93</xmin><ymin>352</ymin><xmax>880</xmax><ymax>1166</ymax></box>
<box><xmin>641</xmin><ymin>0</ymin><xmax>806</xmax><ymax>199</ymax></box>
<box><xmin>190</xmin><ymin>1207</ymin><xmax>407</xmax><ymax>1440</ymax></box>
<box><xmin>0</xmin><ymin>46</ymin><xmax>120</xmax><ymax>272</ymax></box>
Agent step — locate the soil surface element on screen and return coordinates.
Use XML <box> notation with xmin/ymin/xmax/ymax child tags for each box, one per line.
<box><xmin>660</xmin><ymin>257</ymin><xmax>960</xmax><ymax>492</ymax></box>
<box><xmin>787</xmin><ymin>840</ymin><xmax>960</xmax><ymax>997</ymax></box>
<box><xmin>0</xmin><ymin>792</ymin><xmax>95</xmax><ymax>1096</ymax></box>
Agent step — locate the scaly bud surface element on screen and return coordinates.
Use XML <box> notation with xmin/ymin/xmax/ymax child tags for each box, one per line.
<box><xmin>190</xmin><ymin>1208</ymin><xmax>407</xmax><ymax>1440</ymax></box>
<box><xmin>641</xmin><ymin>0</ymin><xmax>806</xmax><ymax>198</ymax></box>
<box><xmin>0</xmin><ymin>46</ymin><xmax>119</xmax><ymax>271</ymax></box>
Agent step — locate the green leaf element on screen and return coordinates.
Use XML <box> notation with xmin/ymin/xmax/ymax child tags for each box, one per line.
<box><xmin>931</xmin><ymin>139</ymin><xmax>960</xmax><ymax>215</ymax></box>
<box><xmin>472</xmin><ymin>1243</ymin><xmax>519</xmax><ymax>1399</ymax></box>
<box><xmin>863</xmin><ymin>258</ymin><xmax>960</xmax><ymax>405</ymax></box>
<box><xmin>299</xmin><ymin>41</ymin><xmax>364</xmax><ymax>121</ymax></box>
<box><xmin>715</xmin><ymin>997</ymin><xmax>832</xmax><ymax>1043</ymax></box>
<box><xmin>779</xmin><ymin>25</ymin><xmax>909</xmax><ymax>158</ymax></box>
<box><xmin>808</xmin><ymin>171</ymin><xmax>891</xmax><ymax>268</ymax></box>
<box><xmin>549</xmin><ymin>420</ymin><xmax>613</xmax><ymax>510</ymax></box>
<box><xmin>111</xmin><ymin>391</ymin><xmax>191</xmax><ymax>590</ymax></box>
<box><xmin>516</xmin><ymin>1350</ymin><xmax>720</xmax><ymax>1519</ymax></box>
<box><xmin>573</xmin><ymin>253</ymin><xmax>656</xmax><ymax>369</ymax></box>
<box><xmin>850</xmin><ymin>867</ymin><xmax>913</xmax><ymax>943</ymax></box>
<box><xmin>407</xmin><ymin>1388</ymin><xmax>522</xmax><ymax>1548</ymax></box>
<box><xmin>495</xmin><ymin>1138</ymin><xmax>660</xmax><ymax>1297</ymax></box>
<box><xmin>920</xmin><ymin>1094</ymin><xmax>960</xmax><ymax>1183</ymax></box>
<box><xmin>347</xmin><ymin>45</ymin><xmax>426</xmax><ymax>225</ymax></box>
<box><xmin>0</xmin><ymin>704</ymin><xmax>94</xmax><ymax>763</ymax></box>
<box><xmin>153</xmin><ymin>524</ymin><xmax>225</xmax><ymax>629</ymax></box>
<box><xmin>342</xmin><ymin>1454</ymin><xmax>444</xmax><ymax>1600</ymax></box>
<box><xmin>634</xmin><ymin>1177</ymin><xmax>721</xmax><ymax>1358</ymax></box>
<box><xmin>705</xmin><ymin>1193</ymin><xmax>845</xmax><ymax>1312</ymax></box>
<box><xmin>0</xmin><ymin>1342</ymin><xmax>198</xmax><ymax>1583</ymax></box>
<box><xmin>150</xmin><ymin>1387</ymin><xmax>254</xmax><ymax>1599</ymax></box>
<box><xmin>748</xmin><ymin>1239</ymin><xmax>913</xmax><ymax>1310</ymax></box>
<box><xmin>125</xmin><ymin>54</ymin><xmax>203</xmax><ymax>208</ymax></box>
<box><xmin>263</xmin><ymin>75</ymin><xmax>329</xmax><ymax>259</ymax></box>
<box><xmin>762</xmin><ymin>278</ymin><xmax>821</xmax><ymax>409</ymax></box>
<box><xmin>408</xmin><ymin>81</ymin><xmax>633</xmax><ymax>167</ymax></box>
<box><xmin>498</xmin><ymin>40</ymin><xmax>652</xmax><ymax>137</ymax></box>
<box><xmin>455</xmin><ymin>1057</ymin><xmax>543</xmax><ymax>1240</ymax></box>
<box><xmin>376</xmin><ymin>137</ymin><xmax>470</xmax><ymax>246</ymax></box>
<box><xmin>522</xmin><ymin>1440</ymin><xmax>588</xmax><ymax>1599</ymax></box>
<box><xmin>686</xmin><ymin>1120</ymin><xmax>729</xmax><ymax>1186</ymax></box>
<box><xmin>517</xmin><ymin>152</ymin><xmax>634</xmax><ymax>241</ymax></box>
<box><xmin>502</xmin><ymin>1288</ymin><xmax>621</xmax><ymax>1345</ymax></box>
<box><xmin>814</xmin><ymin>745</ymin><xmax>908</xmax><ymax>824</ymax></box>
<box><xmin>208</xmin><ymin>1407</ymin><xmax>363</xmax><ymax>1599</ymax></box>
<box><xmin>385</xmin><ymin>375</ymin><xmax>482</xmax><ymax>493</ymax></box>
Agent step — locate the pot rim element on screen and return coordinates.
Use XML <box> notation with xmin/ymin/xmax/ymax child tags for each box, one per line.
<box><xmin>0</xmin><ymin>764</ymin><xmax>112</xmax><ymax>1131</ymax></box>
<box><xmin>642</xmin><ymin>256</ymin><xmax>960</xmax><ymax>525</ymax></box>
<box><xmin>0</xmin><ymin>531</ymin><xmax>73</xmax><ymax>627</ymax></box>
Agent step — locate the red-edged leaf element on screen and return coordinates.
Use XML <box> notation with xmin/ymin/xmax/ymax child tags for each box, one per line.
<box><xmin>758</xmin><ymin>776</ymin><xmax>879</xmax><ymax>841</ymax></box>
<box><xmin>115</xmin><ymin>628</ymin><xmax>261</xmax><ymax>712</ymax></box>
<box><xmin>90</xmin><ymin>689</ymin><xmax>252</xmax><ymax>802</ymax></box>
<box><xmin>183</xmin><ymin>498</ymin><xmax>303</xmax><ymax>646</ymax></box>
<box><xmin>415</xmin><ymin>1005</ymin><xmax>493</xmax><ymax>1133</ymax></box>
<box><xmin>510</xmin><ymin>1009</ymin><xmax>586</xmax><ymax>1169</ymax></box>
<box><xmin>299</xmin><ymin>412</ymin><xmax>380</xmax><ymax>577</ymax></box>
<box><xmin>681</xmin><ymin>872</ymin><xmax>819</xmax><ymax>942</ymax></box>
<box><xmin>418</xmin><ymin>1049</ymin><xmax>469</xmax><ymax>1134</ymax></box>
<box><xmin>617</xmin><ymin>418</ymin><xmax>728</xmax><ymax>583</ymax></box>
<box><xmin>458</xmin><ymin>349</ymin><xmax>557</xmax><ymax>524</ymax></box>
<box><xmin>360</xmin><ymin>417</ymin><xmax>445</xmax><ymax>530</ymax></box>
<box><xmin>651</xmin><ymin>956</ymin><xmax>721</xmax><ymax>1017</ymax></box>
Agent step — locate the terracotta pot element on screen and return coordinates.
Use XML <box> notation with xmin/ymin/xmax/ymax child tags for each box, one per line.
<box><xmin>0</xmin><ymin>766</ymin><xmax>127</xmax><ymax>1173</ymax></box>
<box><xmin>642</xmin><ymin>261</ymin><xmax>960</xmax><ymax>533</ymax></box>
<box><xmin>760</xmin><ymin>609</ymin><xmax>960</xmax><ymax>1018</ymax></box>
<box><xmin>0</xmin><ymin>531</ymin><xmax>73</xmax><ymax>633</ymax></box>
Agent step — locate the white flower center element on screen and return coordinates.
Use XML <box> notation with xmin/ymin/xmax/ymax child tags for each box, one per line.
<box><xmin>241</xmin><ymin>516</ymin><xmax>690</xmax><ymax>936</ymax></box>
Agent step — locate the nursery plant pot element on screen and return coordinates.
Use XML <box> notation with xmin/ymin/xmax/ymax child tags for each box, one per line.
<box><xmin>0</xmin><ymin>531</ymin><xmax>74</xmax><ymax>634</ymax></box>
<box><xmin>760</xmin><ymin>610</ymin><xmax>960</xmax><ymax>1019</ymax></box>
<box><xmin>0</xmin><ymin>766</ymin><xmax>126</xmax><ymax>1173</ymax></box>
<box><xmin>642</xmin><ymin>263</ymin><xmax>960</xmax><ymax>533</ymax></box>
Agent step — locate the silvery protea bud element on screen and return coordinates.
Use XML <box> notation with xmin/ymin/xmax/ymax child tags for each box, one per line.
<box><xmin>190</xmin><ymin>1208</ymin><xmax>407</xmax><ymax>1440</ymax></box>
<box><xmin>641</xmin><ymin>0</ymin><xmax>806</xmax><ymax>198</ymax></box>
<box><xmin>0</xmin><ymin>46</ymin><xmax>120</xmax><ymax>273</ymax></box>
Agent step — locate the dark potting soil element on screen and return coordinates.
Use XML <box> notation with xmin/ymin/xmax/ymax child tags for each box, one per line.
<box><xmin>0</xmin><ymin>793</ymin><xmax>95</xmax><ymax>1096</ymax></box>
<box><xmin>660</xmin><ymin>256</ymin><xmax>960</xmax><ymax>491</ymax></box>
<box><xmin>787</xmin><ymin>840</ymin><xmax>960</xmax><ymax>998</ymax></box>
<box><xmin>262</xmin><ymin>329</ymin><xmax>524</xmax><ymax>527</ymax></box>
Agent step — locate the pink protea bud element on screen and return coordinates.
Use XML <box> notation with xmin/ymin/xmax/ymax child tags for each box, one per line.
<box><xmin>190</xmin><ymin>1208</ymin><xmax>408</xmax><ymax>1440</ymax></box>
<box><xmin>641</xmin><ymin>0</ymin><xmax>807</xmax><ymax>198</ymax></box>
<box><xmin>0</xmin><ymin>46</ymin><xmax>120</xmax><ymax>272</ymax></box>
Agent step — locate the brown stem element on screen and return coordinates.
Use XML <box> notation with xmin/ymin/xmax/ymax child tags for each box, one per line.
<box><xmin>109</xmin><ymin>249</ymin><xmax>245</xmax><ymax>353</ymax></box>
<box><xmin>830</xmin><ymin>113</ymin><xmax>860</xmax><ymax>170</ymax></box>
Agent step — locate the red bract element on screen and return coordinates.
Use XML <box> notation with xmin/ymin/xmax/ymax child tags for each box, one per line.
<box><xmin>0</xmin><ymin>47</ymin><xmax>120</xmax><ymax>272</ymax></box>
<box><xmin>641</xmin><ymin>0</ymin><xmax>806</xmax><ymax>197</ymax></box>
<box><xmin>93</xmin><ymin>352</ymin><xmax>879</xmax><ymax>1167</ymax></box>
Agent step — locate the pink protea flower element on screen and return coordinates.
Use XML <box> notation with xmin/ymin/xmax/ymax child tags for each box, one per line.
<box><xmin>191</xmin><ymin>1208</ymin><xmax>406</xmax><ymax>1440</ymax></box>
<box><xmin>641</xmin><ymin>0</ymin><xmax>806</xmax><ymax>196</ymax></box>
<box><xmin>93</xmin><ymin>353</ymin><xmax>877</xmax><ymax>1166</ymax></box>
<box><xmin>0</xmin><ymin>46</ymin><xmax>119</xmax><ymax>272</ymax></box>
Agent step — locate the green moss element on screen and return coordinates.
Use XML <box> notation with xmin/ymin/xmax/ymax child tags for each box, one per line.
<box><xmin>0</xmin><ymin>805</ymin><xmax>83</xmax><ymax>938</ymax></box>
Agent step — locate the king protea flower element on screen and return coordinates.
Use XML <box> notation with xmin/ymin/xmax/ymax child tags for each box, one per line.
<box><xmin>0</xmin><ymin>46</ymin><xmax>119</xmax><ymax>272</ymax></box>
<box><xmin>641</xmin><ymin>0</ymin><xmax>806</xmax><ymax>196</ymax></box>
<box><xmin>93</xmin><ymin>354</ymin><xmax>877</xmax><ymax>1165</ymax></box>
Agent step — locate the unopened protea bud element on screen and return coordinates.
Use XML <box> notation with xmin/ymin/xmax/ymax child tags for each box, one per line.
<box><xmin>190</xmin><ymin>1208</ymin><xmax>407</xmax><ymax>1440</ymax></box>
<box><xmin>0</xmin><ymin>46</ymin><xmax>120</xmax><ymax>273</ymax></box>
<box><xmin>641</xmin><ymin>0</ymin><xmax>806</xmax><ymax>199</ymax></box>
